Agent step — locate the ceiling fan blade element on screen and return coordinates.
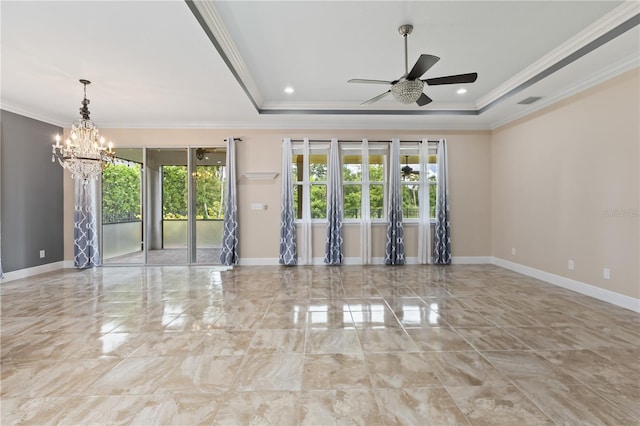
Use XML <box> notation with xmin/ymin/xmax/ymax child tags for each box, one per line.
<box><xmin>361</xmin><ymin>90</ymin><xmax>391</xmax><ymax>105</ymax></box>
<box><xmin>407</xmin><ymin>54</ymin><xmax>440</xmax><ymax>80</ymax></box>
<box><xmin>425</xmin><ymin>72</ymin><xmax>478</xmax><ymax>85</ymax></box>
<box><xmin>348</xmin><ymin>79</ymin><xmax>393</xmax><ymax>85</ymax></box>
<box><xmin>416</xmin><ymin>93</ymin><xmax>432</xmax><ymax>106</ymax></box>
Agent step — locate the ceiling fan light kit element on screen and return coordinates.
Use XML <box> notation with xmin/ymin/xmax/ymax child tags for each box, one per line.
<box><xmin>348</xmin><ymin>24</ymin><xmax>478</xmax><ymax>107</ymax></box>
<box><xmin>391</xmin><ymin>79</ymin><xmax>425</xmax><ymax>104</ymax></box>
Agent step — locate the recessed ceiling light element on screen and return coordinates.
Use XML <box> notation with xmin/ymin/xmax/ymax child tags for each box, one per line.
<box><xmin>457</xmin><ymin>88</ymin><xmax>467</xmax><ymax>95</ymax></box>
<box><xmin>284</xmin><ymin>86</ymin><xmax>294</xmax><ymax>94</ymax></box>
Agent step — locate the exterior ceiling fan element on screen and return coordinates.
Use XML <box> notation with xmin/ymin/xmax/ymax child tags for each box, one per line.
<box><xmin>348</xmin><ymin>25</ymin><xmax>478</xmax><ymax>106</ymax></box>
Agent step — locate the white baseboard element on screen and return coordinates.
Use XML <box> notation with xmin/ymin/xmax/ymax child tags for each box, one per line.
<box><xmin>491</xmin><ymin>257</ymin><xmax>640</xmax><ymax>313</ymax></box>
<box><xmin>452</xmin><ymin>256</ymin><xmax>493</xmax><ymax>264</ymax></box>
<box><xmin>237</xmin><ymin>256</ymin><xmax>492</xmax><ymax>266</ymax></box>
<box><xmin>1</xmin><ymin>261</ymin><xmax>67</xmax><ymax>282</ymax></box>
<box><xmin>238</xmin><ymin>258</ymin><xmax>280</xmax><ymax>266</ymax></box>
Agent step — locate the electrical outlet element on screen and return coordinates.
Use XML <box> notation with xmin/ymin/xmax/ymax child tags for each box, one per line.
<box><xmin>603</xmin><ymin>268</ymin><xmax>610</xmax><ymax>280</ymax></box>
<box><xmin>568</xmin><ymin>260</ymin><xmax>574</xmax><ymax>270</ymax></box>
<box><xmin>39</xmin><ymin>250</ymin><xmax>45</xmax><ymax>258</ymax></box>
<box><xmin>511</xmin><ymin>247</ymin><xmax>516</xmax><ymax>256</ymax></box>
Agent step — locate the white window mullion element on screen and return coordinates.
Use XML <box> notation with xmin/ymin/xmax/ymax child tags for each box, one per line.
<box><xmin>301</xmin><ymin>137</ymin><xmax>312</xmax><ymax>264</ymax></box>
<box><xmin>418</xmin><ymin>139</ymin><xmax>431</xmax><ymax>264</ymax></box>
<box><xmin>360</xmin><ymin>138</ymin><xmax>371</xmax><ymax>264</ymax></box>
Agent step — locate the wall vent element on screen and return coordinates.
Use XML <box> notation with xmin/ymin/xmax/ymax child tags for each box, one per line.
<box><xmin>517</xmin><ymin>96</ymin><xmax>542</xmax><ymax>105</ymax></box>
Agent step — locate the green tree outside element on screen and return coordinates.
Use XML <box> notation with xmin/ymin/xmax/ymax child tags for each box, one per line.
<box><xmin>102</xmin><ymin>163</ymin><xmax>141</xmax><ymax>223</ymax></box>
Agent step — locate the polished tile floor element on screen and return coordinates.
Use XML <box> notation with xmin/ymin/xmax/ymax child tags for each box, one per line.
<box><xmin>1</xmin><ymin>264</ymin><xmax>638</xmax><ymax>425</ymax></box>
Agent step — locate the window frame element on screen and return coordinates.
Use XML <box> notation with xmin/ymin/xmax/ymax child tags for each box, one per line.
<box><xmin>290</xmin><ymin>139</ymin><xmax>437</xmax><ymax>224</ymax></box>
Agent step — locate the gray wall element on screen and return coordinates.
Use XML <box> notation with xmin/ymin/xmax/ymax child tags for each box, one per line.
<box><xmin>1</xmin><ymin>110</ymin><xmax>64</xmax><ymax>272</ymax></box>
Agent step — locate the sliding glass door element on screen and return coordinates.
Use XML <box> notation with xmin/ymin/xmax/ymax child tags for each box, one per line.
<box><xmin>102</xmin><ymin>147</ymin><xmax>225</xmax><ymax>265</ymax></box>
<box><xmin>102</xmin><ymin>148</ymin><xmax>144</xmax><ymax>265</ymax></box>
<box><xmin>190</xmin><ymin>147</ymin><xmax>226</xmax><ymax>264</ymax></box>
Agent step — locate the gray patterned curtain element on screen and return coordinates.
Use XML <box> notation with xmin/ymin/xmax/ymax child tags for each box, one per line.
<box><xmin>220</xmin><ymin>137</ymin><xmax>238</xmax><ymax>266</ymax></box>
<box><xmin>74</xmin><ymin>178</ymin><xmax>101</xmax><ymax>268</ymax></box>
<box><xmin>385</xmin><ymin>138</ymin><xmax>405</xmax><ymax>265</ymax></box>
<box><xmin>433</xmin><ymin>139</ymin><xmax>452</xmax><ymax>264</ymax></box>
<box><xmin>279</xmin><ymin>138</ymin><xmax>297</xmax><ymax>265</ymax></box>
<box><xmin>324</xmin><ymin>138</ymin><xmax>343</xmax><ymax>265</ymax></box>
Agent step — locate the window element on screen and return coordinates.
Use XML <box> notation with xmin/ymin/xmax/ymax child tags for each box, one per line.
<box><xmin>368</xmin><ymin>149</ymin><xmax>386</xmax><ymax>220</ymax></box>
<box><xmin>400</xmin><ymin>149</ymin><xmax>420</xmax><ymax>219</ymax></box>
<box><xmin>290</xmin><ymin>139</ymin><xmax>436</xmax><ymax>223</ymax></box>
<box><xmin>309</xmin><ymin>150</ymin><xmax>328</xmax><ymax>219</ymax></box>
<box><xmin>291</xmin><ymin>142</ymin><xmax>329</xmax><ymax>221</ymax></box>
<box><xmin>400</xmin><ymin>145</ymin><xmax>438</xmax><ymax>221</ymax></box>
<box><xmin>342</xmin><ymin>149</ymin><xmax>362</xmax><ymax>219</ymax></box>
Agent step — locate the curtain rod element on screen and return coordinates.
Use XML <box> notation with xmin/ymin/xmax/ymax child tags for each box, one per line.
<box><xmin>287</xmin><ymin>139</ymin><xmax>439</xmax><ymax>143</ymax></box>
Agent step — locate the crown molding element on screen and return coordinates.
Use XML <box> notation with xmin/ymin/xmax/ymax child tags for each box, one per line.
<box><xmin>477</xmin><ymin>1</ymin><xmax>640</xmax><ymax>110</ymax></box>
<box><xmin>186</xmin><ymin>0</ymin><xmax>263</xmax><ymax>107</ymax></box>
<box><xmin>491</xmin><ymin>56</ymin><xmax>639</xmax><ymax>130</ymax></box>
<box><xmin>0</xmin><ymin>103</ymin><xmax>65</xmax><ymax>127</ymax></box>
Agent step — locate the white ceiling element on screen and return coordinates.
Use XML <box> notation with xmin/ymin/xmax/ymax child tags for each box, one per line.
<box><xmin>1</xmin><ymin>1</ymin><xmax>638</xmax><ymax>131</ymax></box>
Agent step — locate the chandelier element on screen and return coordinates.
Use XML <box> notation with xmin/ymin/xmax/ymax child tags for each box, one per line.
<box><xmin>391</xmin><ymin>79</ymin><xmax>425</xmax><ymax>104</ymax></box>
<box><xmin>52</xmin><ymin>79</ymin><xmax>115</xmax><ymax>180</ymax></box>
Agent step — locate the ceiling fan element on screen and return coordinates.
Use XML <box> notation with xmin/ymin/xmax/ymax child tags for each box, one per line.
<box><xmin>348</xmin><ymin>25</ymin><xmax>478</xmax><ymax>106</ymax></box>
<box><xmin>402</xmin><ymin>155</ymin><xmax>416</xmax><ymax>177</ymax></box>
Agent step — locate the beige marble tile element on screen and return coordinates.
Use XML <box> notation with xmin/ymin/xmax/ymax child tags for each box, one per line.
<box><xmin>482</xmin><ymin>350</ymin><xmax>580</xmax><ymax>384</ymax></box>
<box><xmin>302</xmin><ymin>354</ymin><xmax>372</xmax><ymax>390</ymax></box>
<box><xmin>195</xmin><ymin>329</ymin><xmax>255</xmax><ymax>356</ymax></box>
<box><xmin>590</xmin><ymin>382</ymin><xmax>640</xmax><ymax>420</ymax></box>
<box><xmin>3</xmin><ymin>392</ymin><xmax>221</xmax><ymax>426</ymax></box>
<box><xmin>211</xmin><ymin>311</ymin><xmax>265</xmax><ymax>330</ymax></box>
<box><xmin>501</xmin><ymin>326</ymin><xmax>583</xmax><ymax>350</ymax></box>
<box><xmin>236</xmin><ymin>353</ymin><xmax>304</xmax><ymax>391</ymax></box>
<box><xmin>445</xmin><ymin>384</ymin><xmax>553</xmax><ymax>425</ymax></box>
<box><xmin>375</xmin><ymin>387</ymin><xmax>470</xmax><ymax>425</ymax></box>
<box><xmin>539</xmin><ymin>349</ymin><xmax>640</xmax><ymax>386</ymax></box>
<box><xmin>3</xmin><ymin>264</ymin><xmax>639</xmax><ymax>425</ymax></box>
<box><xmin>131</xmin><ymin>391</ymin><xmax>223</xmax><ymax>425</ymax></box>
<box><xmin>248</xmin><ymin>329</ymin><xmax>305</xmax><ymax>353</ymax></box>
<box><xmin>307</xmin><ymin>309</ymin><xmax>355</xmax><ymax>329</ymax></box>
<box><xmin>430</xmin><ymin>351</ymin><xmax>509</xmax><ymax>387</ymax></box>
<box><xmin>2</xmin><ymin>332</ymin><xmax>104</xmax><ymax>361</ymax></box>
<box><xmin>438</xmin><ymin>309</ymin><xmax>496</xmax><ymax>327</ymax></box>
<box><xmin>357</xmin><ymin>328</ymin><xmax>420</xmax><ymax>352</ymax></box>
<box><xmin>455</xmin><ymin>326</ymin><xmax>530</xmax><ymax>351</ymax></box>
<box><xmin>593</xmin><ymin>347</ymin><xmax>640</xmax><ymax>374</ymax></box>
<box><xmin>342</xmin><ymin>283</ymin><xmax>380</xmax><ymax>297</ymax></box>
<box><xmin>298</xmin><ymin>389</ymin><xmax>383</xmax><ymax>425</ymax></box>
<box><xmin>1</xmin><ymin>395</ymin><xmax>143</xmax><ymax>425</ymax></box>
<box><xmin>260</xmin><ymin>310</ymin><xmax>308</xmax><ymax>329</ymax></box>
<box><xmin>407</xmin><ymin>326</ymin><xmax>475</xmax><ymax>352</ymax></box>
<box><xmin>213</xmin><ymin>390</ymin><xmax>299</xmax><ymax>425</ymax></box>
<box><xmin>516</xmin><ymin>379</ymin><xmax>638</xmax><ymax>425</ymax></box>
<box><xmin>306</xmin><ymin>329</ymin><xmax>362</xmax><ymax>354</ymax></box>
<box><xmin>552</xmin><ymin>326</ymin><xmax>634</xmax><ymax>349</ymax></box>
<box><xmin>479</xmin><ymin>309</ymin><xmax>546</xmax><ymax>327</ymax></box>
<box><xmin>158</xmin><ymin>355</ymin><xmax>244</xmax><ymax>393</ymax></box>
<box><xmin>589</xmin><ymin>324</ymin><xmax>640</xmax><ymax>348</ymax></box>
<box><xmin>86</xmin><ymin>356</ymin><xmax>178</xmax><ymax>395</ymax></box>
<box><xmin>365</xmin><ymin>352</ymin><xmax>441</xmax><ymax>388</ymax></box>
<box><xmin>125</xmin><ymin>332</ymin><xmax>201</xmax><ymax>357</ymax></box>
<box><xmin>1</xmin><ymin>358</ymin><xmax>119</xmax><ymax>398</ymax></box>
